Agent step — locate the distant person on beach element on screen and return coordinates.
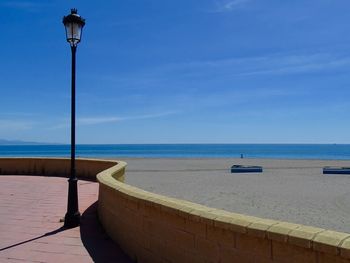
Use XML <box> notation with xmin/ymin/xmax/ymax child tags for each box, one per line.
<box><xmin>240</xmin><ymin>154</ymin><xmax>243</xmax><ymax>158</ymax></box>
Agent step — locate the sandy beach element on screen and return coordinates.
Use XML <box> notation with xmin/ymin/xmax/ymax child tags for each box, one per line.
<box><xmin>119</xmin><ymin>158</ymin><xmax>350</xmax><ymax>233</ymax></box>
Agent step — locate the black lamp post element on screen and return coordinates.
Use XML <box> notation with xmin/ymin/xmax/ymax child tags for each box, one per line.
<box><xmin>63</xmin><ymin>9</ymin><xmax>85</xmax><ymax>228</ymax></box>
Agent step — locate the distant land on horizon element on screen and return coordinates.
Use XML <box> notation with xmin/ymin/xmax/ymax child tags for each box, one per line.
<box><xmin>0</xmin><ymin>140</ymin><xmax>346</xmax><ymax>146</ymax></box>
<box><xmin>0</xmin><ymin>139</ymin><xmax>56</xmax><ymax>145</ymax></box>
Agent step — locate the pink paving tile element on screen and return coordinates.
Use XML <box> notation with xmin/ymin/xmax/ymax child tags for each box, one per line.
<box><xmin>0</xmin><ymin>175</ymin><xmax>133</xmax><ymax>263</ymax></box>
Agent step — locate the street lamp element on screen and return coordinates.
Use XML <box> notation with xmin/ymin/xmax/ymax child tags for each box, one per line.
<box><xmin>63</xmin><ymin>8</ymin><xmax>85</xmax><ymax>228</ymax></box>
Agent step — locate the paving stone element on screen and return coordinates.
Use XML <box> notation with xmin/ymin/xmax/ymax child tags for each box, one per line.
<box><xmin>0</xmin><ymin>175</ymin><xmax>132</xmax><ymax>263</ymax></box>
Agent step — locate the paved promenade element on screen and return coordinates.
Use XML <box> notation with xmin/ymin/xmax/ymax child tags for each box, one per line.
<box><xmin>0</xmin><ymin>175</ymin><xmax>133</xmax><ymax>263</ymax></box>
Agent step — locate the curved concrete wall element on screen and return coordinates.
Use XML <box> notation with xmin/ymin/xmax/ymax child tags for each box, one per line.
<box><xmin>2</xmin><ymin>158</ymin><xmax>350</xmax><ymax>263</ymax></box>
<box><xmin>0</xmin><ymin>157</ymin><xmax>114</xmax><ymax>180</ymax></box>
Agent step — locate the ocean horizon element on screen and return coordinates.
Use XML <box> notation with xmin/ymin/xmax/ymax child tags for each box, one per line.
<box><xmin>0</xmin><ymin>144</ymin><xmax>350</xmax><ymax>160</ymax></box>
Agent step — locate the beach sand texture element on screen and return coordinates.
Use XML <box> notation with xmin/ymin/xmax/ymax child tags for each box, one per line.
<box><xmin>122</xmin><ymin>158</ymin><xmax>350</xmax><ymax>233</ymax></box>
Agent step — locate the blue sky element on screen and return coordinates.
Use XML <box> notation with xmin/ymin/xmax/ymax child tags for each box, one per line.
<box><xmin>1</xmin><ymin>0</ymin><xmax>350</xmax><ymax>144</ymax></box>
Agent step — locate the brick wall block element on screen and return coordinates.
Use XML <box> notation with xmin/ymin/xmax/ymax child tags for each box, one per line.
<box><xmin>317</xmin><ymin>252</ymin><xmax>350</xmax><ymax>263</ymax></box>
<box><xmin>206</xmin><ymin>224</ymin><xmax>235</xmax><ymax>246</ymax></box>
<box><xmin>272</xmin><ymin>241</ymin><xmax>317</xmax><ymax>263</ymax></box>
<box><xmin>236</xmin><ymin>233</ymin><xmax>271</xmax><ymax>259</ymax></box>
<box><xmin>185</xmin><ymin>217</ymin><xmax>207</xmax><ymax>238</ymax></box>
<box><xmin>195</xmin><ymin>236</ymin><xmax>220</xmax><ymax>260</ymax></box>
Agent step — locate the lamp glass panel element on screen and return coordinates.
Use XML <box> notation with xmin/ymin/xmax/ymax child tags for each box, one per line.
<box><xmin>65</xmin><ymin>22</ymin><xmax>82</xmax><ymax>45</ymax></box>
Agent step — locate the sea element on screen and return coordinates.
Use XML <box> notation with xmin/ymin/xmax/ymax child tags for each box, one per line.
<box><xmin>0</xmin><ymin>144</ymin><xmax>350</xmax><ymax>160</ymax></box>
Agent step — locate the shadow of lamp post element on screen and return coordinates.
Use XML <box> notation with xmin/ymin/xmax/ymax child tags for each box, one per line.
<box><xmin>62</xmin><ymin>8</ymin><xmax>85</xmax><ymax>228</ymax></box>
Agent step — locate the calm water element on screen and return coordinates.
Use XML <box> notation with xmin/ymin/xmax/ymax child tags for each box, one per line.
<box><xmin>0</xmin><ymin>144</ymin><xmax>350</xmax><ymax>159</ymax></box>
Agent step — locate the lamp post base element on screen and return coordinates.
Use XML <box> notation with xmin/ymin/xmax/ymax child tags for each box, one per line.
<box><xmin>64</xmin><ymin>177</ymin><xmax>80</xmax><ymax>228</ymax></box>
<box><xmin>64</xmin><ymin>211</ymin><xmax>80</xmax><ymax>228</ymax></box>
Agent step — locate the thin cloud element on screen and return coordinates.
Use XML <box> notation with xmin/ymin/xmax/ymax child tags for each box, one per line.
<box><xmin>0</xmin><ymin>120</ymin><xmax>33</xmax><ymax>131</ymax></box>
<box><xmin>234</xmin><ymin>54</ymin><xmax>350</xmax><ymax>77</ymax></box>
<box><xmin>78</xmin><ymin>117</ymin><xmax>122</xmax><ymax>125</ymax></box>
<box><xmin>214</xmin><ymin>0</ymin><xmax>251</xmax><ymax>12</ymax></box>
<box><xmin>79</xmin><ymin>111</ymin><xmax>179</xmax><ymax>124</ymax></box>
<box><xmin>0</xmin><ymin>112</ymin><xmax>37</xmax><ymax>117</ymax></box>
<box><xmin>93</xmin><ymin>52</ymin><xmax>350</xmax><ymax>112</ymax></box>
<box><xmin>149</xmin><ymin>52</ymin><xmax>350</xmax><ymax>77</ymax></box>
<box><xmin>92</xmin><ymin>52</ymin><xmax>350</xmax><ymax>114</ymax></box>
<box><xmin>122</xmin><ymin>111</ymin><xmax>180</xmax><ymax>121</ymax></box>
<box><xmin>48</xmin><ymin>111</ymin><xmax>180</xmax><ymax>130</ymax></box>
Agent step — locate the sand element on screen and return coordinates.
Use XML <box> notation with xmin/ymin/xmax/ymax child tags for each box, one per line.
<box><xmin>118</xmin><ymin>158</ymin><xmax>350</xmax><ymax>233</ymax></box>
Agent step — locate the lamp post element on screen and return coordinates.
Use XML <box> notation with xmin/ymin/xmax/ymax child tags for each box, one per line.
<box><xmin>63</xmin><ymin>8</ymin><xmax>85</xmax><ymax>228</ymax></box>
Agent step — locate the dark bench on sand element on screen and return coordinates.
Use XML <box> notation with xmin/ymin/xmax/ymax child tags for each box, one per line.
<box><xmin>231</xmin><ymin>165</ymin><xmax>263</xmax><ymax>173</ymax></box>
<box><xmin>323</xmin><ymin>167</ymin><xmax>350</xmax><ymax>175</ymax></box>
